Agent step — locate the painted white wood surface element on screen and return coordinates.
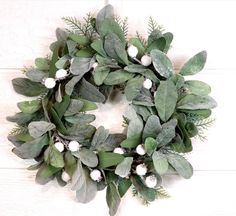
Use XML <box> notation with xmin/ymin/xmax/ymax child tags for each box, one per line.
<box><xmin>0</xmin><ymin>0</ymin><xmax>236</xmax><ymax>215</ymax></box>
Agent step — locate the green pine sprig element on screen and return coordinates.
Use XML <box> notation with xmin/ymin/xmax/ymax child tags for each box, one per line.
<box><xmin>148</xmin><ymin>16</ymin><xmax>165</xmax><ymax>35</ymax></box>
<box><xmin>9</xmin><ymin>125</ymin><xmax>28</xmax><ymax>136</ymax></box>
<box><xmin>115</xmin><ymin>15</ymin><xmax>128</xmax><ymax>39</ymax></box>
<box><xmin>62</xmin><ymin>13</ymin><xmax>95</xmax><ymax>37</ymax></box>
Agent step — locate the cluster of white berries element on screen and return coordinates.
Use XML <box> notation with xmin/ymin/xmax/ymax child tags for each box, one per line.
<box><xmin>54</xmin><ymin>140</ymin><xmax>80</xmax><ymax>153</ymax></box>
<box><xmin>127</xmin><ymin>45</ymin><xmax>153</xmax><ymax>90</ymax></box>
<box><xmin>44</xmin><ymin>68</ymin><xmax>69</xmax><ymax>89</ymax></box>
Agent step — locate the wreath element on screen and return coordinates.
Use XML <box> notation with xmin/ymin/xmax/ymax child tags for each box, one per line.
<box><xmin>7</xmin><ymin>4</ymin><xmax>217</xmax><ymax>216</ymax></box>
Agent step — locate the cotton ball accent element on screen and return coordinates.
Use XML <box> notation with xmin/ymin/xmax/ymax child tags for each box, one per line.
<box><xmin>113</xmin><ymin>147</ymin><xmax>125</xmax><ymax>154</ymax></box>
<box><xmin>145</xmin><ymin>175</ymin><xmax>157</xmax><ymax>188</ymax></box>
<box><xmin>90</xmin><ymin>169</ymin><xmax>102</xmax><ymax>182</ymax></box>
<box><xmin>143</xmin><ymin>79</ymin><xmax>152</xmax><ymax>89</ymax></box>
<box><xmin>68</xmin><ymin>140</ymin><xmax>80</xmax><ymax>152</ymax></box>
<box><xmin>55</xmin><ymin>69</ymin><xmax>68</xmax><ymax>79</ymax></box>
<box><xmin>141</xmin><ymin>55</ymin><xmax>152</xmax><ymax>66</ymax></box>
<box><xmin>54</xmin><ymin>142</ymin><xmax>64</xmax><ymax>152</ymax></box>
<box><xmin>92</xmin><ymin>62</ymin><xmax>98</xmax><ymax>69</ymax></box>
<box><xmin>44</xmin><ymin>78</ymin><xmax>56</xmax><ymax>89</ymax></box>
<box><xmin>136</xmin><ymin>144</ymin><xmax>146</xmax><ymax>155</ymax></box>
<box><xmin>136</xmin><ymin>163</ymin><xmax>147</xmax><ymax>176</ymax></box>
<box><xmin>61</xmin><ymin>171</ymin><xmax>71</xmax><ymax>182</ymax></box>
<box><xmin>127</xmin><ymin>45</ymin><xmax>138</xmax><ymax>58</ymax></box>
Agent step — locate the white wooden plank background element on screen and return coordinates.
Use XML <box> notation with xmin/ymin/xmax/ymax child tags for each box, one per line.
<box><xmin>1</xmin><ymin>0</ymin><xmax>236</xmax><ymax>215</ymax></box>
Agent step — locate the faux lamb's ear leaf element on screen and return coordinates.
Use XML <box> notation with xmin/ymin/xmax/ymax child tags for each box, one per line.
<box><xmin>65</xmin><ymin>75</ymin><xmax>84</xmax><ymax>96</ymax></box>
<box><xmin>79</xmin><ymin>99</ymin><xmax>98</xmax><ymax>112</ymax></box>
<box><xmin>180</xmin><ymin>51</ymin><xmax>207</xmax><ymax>76</ymax></box>
<box><xmin>121</xmin><ymin>107</ymin><xmax>144</xmax><ymax>148</ymax></box>
<box><xmin>77</xmin><ymin>78</ymin><xmax>106</xmax><ymax>103</ymax></box>
<box><xmin>144</xmin><ymin>137</ymin><xmax>157</xmax><ymax>156</ymax></box>
<box><xmin>77</xmin><ymin>148</ymin><xmax>98</xmax><ymax>168</ymax></box>
<box><xmin>106</xmin><ymin>182</ymin><xmax>121</xmax><ymax>216</ymax></box>
<box><xmin>131</xmin><ymin>175</ymin><xmax>156</xmax><ymax>202</ymax></box>
<box><xmin>64</xmin><ymin>99</ymin><xmax>84</xmax><ymax>116</ymax></box>
<box><xmin>91</xmin><ymin>126</ymin><xmax>109</xmax><ymax>150</ymax></box>
<box><xmin>152</xmin><ymin>151</ymin><xmax>169</xmax><ymax>175</ymax></box>
<box><xmin>71</xmin><ymin>160</ymin><xmax>85</xmax><ymax>191</ymax></box>
<box><xmin>124</xmin><ymin>64</ymin><xmax>159</xmax><ymax>83</ymax></box>
<box><xmin>76</xmin><ymin>172</ymin><xmax>97</xmax><ymax>203</ymax></box>
<box><xmin>26</xmin><ymin>69</ymin><xmax>48</xmax><ymax>82</ymax></box>
<box><xmin>163</xmin><ymin>32</ymin><xmax>173</xmax><ymax>53</ymax></box>
<box><xmin>156</xmin><ymin>119</ymin><xmax>177</xmax><ymax>147</ymax></box>
<box><xmin>36</xmin><ymin>163</ymin><xmax>60</xmax><ymax>185</ymax></box>
<box><xmin>166</xmin><ymin>153</ymin><xmax>193</xmax><ymax>179</ymax></box>
<box><xmin>185</xmin><ymin>122</ymin><xmax>198</xmax><ymax>137</ymax></box>
<box><xmin>147</xmin><ymin>37</ymin><xmax>166</xmax><ymax>52</ymax></box>
<box><xmin>17</xmin><ymin>100</ymin><xmax>41</xmax><ymax>114</ymax></box>
<box><xmin>100</xmin><ymin>18</ymin><xmax>126</xmax><ymax>44</ymax></box>
<box><xmin>96</xmin><ymin>133</ymin><xmax>126</xmax><ymax>151</ymax></box>
<box><xmin>104</xmin><ymin>32</ymin><xmax>128</xmax><ymax>65</ymax></box>
<box><xmin>64</xmin><ymin>151</ymin><xmax>77</xmax><ymax>177</ymax></box>
<box><xmin>115</xmin><ymin>157</ymin><xmax>133</xmax><ymax>178</ymax></box>
<box><xmin>28</xmin><ymin>121</ymin><xmax>56</xmax><ymax>138</ymax></box>
<box><xmin>44</xmin><ymin>145</ymin><xmax>64</xmax><ymax>168</ymax></box>
<box><xmin>91</xmin><ymin>40</ymin><xmax>107</xmax><ymax>57</ymax></box>
<box><xmin>118</xmin><ymin>178</ymin><xmax>132</xmax><ymax>197</ymax></box>
<box><xmin>70</xmin><ymin>57</ymin><xmax>95</xmax><ymax>75</ymax></box>
<box><xmin>68</xmin><ymin>32</ymin><xmax>89</xmax><ymax>46</ymax></box>
<box><xmin>150</xmin><ymin>49</ymin><xmax>174</xmax><ymax>78</ymax></box>
<box><xmin>124</xmin><ymin>76</ymin><xmax>144</xmax><ymax>101</ymax></box>
<box><xmin>53</xmin><ymin>95</ymin><xmax>71</xmax><ymax>118</ymax></box>
<box><xmin>143</xmin><ymin>115</ymin><xmax>162</xmax><ymax>140</ymax></box>
<box><xmin>93</xmin><ymin>66</ymin><xmax>110</xmax><ymax>86</ymax></box>
<box><xmin>55</xmin><ymin>55</ymin><xmax>70</xmax><ymax>69</ymax></box>
<box><xmin>35</xmin><ymin>58</ymin><xmax>50</xmax><ymax>71</ymax></box>
<box><xmin>12</xmin><ymin>78</ymin><xmax>46</xmax><ymax>97</ymax></box>
<box><xmin>155</xmin><ymin>80</ymin><xmax>178</xmax><ymax>122</ymax></box>
<box><xmin>56</xmin><ymin>28</ymin><xmax>68</xmax><ymax>41</ymax></box>
<box><xmin>12</xmin><ymin>134</ymin><xmax>48</xmax><ymax>159</ymax></box>
<box><xmin>96</xmin><ymin>4</ymin><xmax>114</xmax><ymax>33</ymax></box>
<box><xmin>65</xmin><ymin>113</ymin><xmax>95</xmax><ymax>124</ymax></box>
<box><xmin>104</xmin><ymin>69</ymin><xmax>134</xmax><ymax>85</ymax></box>
<box><xmin>185</xmin><ymin>80</ymin><xmax>211</xmax><ymax>96</ymax></box>
<box><xmin>98</xmin><ymin>152</ymin><xmax>124</xmax><ymax>168</ymax></box>
<box><xmin>177</xmin><ymin>95</ymin><xmax>217</xmax><ymax>110</ymax></box>
<box><xmin>170</xmin><ymin>74</ymin><xmax>185</xmax><ymax>90</ymax></box>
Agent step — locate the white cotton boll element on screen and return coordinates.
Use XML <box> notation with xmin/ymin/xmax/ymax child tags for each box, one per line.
<box><xmin>113</xmin><ymin>147</ymin><xmax>125</xmax><ymax>154</ymax></box>
<box><xmin>145</xmin><ymin>175</ymin><xmax>157</xmax><ymax>188</ymax></box>
<box><xmin>54</xmin><ymin>142</ymin><xmax>64</xmax><ymax>152</ymax></box>
<box><xmin>55</xmin><ymin>69</ymin><xmax>68</xmax><ymax>79</ymax></box>
<box><xmin>90</xmin><ymin>169</ymin><xmax>102</xmax><ymax>182</ymax></box>
<box><xmin>61</xmin><ymin>171</ymin><xmax>70</xmax><ymax>182</ymax></box>
<box><xmin>68</xmin><ymin>140</ymin><xmax>80</xmax><ymax>152</ymax></box>
<box><xmin>136</xmin><ymin>164</ymin><xmax>147</xmax><ymax>176</ymax></box>
<box><xmin>44</xmin><ymin>78</ymin><xmax>56</xmax><ymax>89</ymax></box>
<box><xmin>92</xmin><ymin>62</ymin><xmax>98</xmax><ymax>69</ymax></box>
<box><xmin>127</xmin><ymin>45</ymin><xmax>138</xmax><ymax>58</ymax></box>
<box><xmin>136</xmin><ymin>144</ymin><xmax>146</xmax><ymax>155</ymax></box>
<box><xmin>143</xmin><ymin>79</ymin><xmax>152</xmax><ymax>89</ymax></box>
<box><xmin>141</xmin><ymin>55</ymin><xmax>152</xmax><ymax>66</ymax></box>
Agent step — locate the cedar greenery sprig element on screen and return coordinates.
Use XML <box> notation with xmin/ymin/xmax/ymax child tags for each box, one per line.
<box><xmin>7</xmin><ymin>4</ymin><xmax>217</xmax><ymax>216</ymax></box>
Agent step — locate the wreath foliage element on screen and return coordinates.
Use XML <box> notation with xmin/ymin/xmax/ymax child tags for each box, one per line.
<box><xmin>8</xmin><ymin>5</ymin><xmax>217</xmax><ymax>215</ymax></box>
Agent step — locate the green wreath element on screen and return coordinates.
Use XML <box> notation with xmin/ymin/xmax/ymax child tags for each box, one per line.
<box><xmin>7</xmin><ymin>4</ymin><xmax>217</xmax><ymax>216</ymax></box>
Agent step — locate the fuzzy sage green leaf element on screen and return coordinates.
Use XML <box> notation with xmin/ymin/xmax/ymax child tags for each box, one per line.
<box><xmin>155</xmin><ymin>80</ymin><xmax>178</xmax><ymax>122</ymax></box>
